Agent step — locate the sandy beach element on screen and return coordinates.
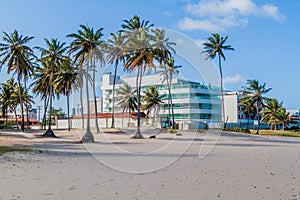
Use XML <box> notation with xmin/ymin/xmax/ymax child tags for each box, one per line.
<box><xmin>1</xmin><ymin>129</ymin><xmax>300</xmax><ymax>200</ymax></box>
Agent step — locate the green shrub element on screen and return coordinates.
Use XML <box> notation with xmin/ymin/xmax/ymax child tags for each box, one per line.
<box><xmin>223</xmin><ymin>127</ymin><xmax>251</xmax><ymax>133</ymax></box>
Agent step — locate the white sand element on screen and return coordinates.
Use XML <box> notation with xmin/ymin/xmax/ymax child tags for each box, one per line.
<box><xmin>1</xmin><ymin>129</ymin><xmax>300</xmax><ymax>200</ymax></box>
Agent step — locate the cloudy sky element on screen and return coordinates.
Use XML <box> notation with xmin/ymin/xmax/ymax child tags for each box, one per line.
<box><xmin>0</xmin><ymin>0</ymin><xmax>299</xmax><ymax>109</ymax></box>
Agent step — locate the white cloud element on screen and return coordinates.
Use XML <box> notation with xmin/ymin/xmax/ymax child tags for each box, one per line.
<box><xmin>224</xmin><ymin>74</ymin><xmax>246</xmax><ymax>83</ymax></box>
<box><xmin>178</xmin><ymin>0</ymin><xmax>285</xmax><ymax>32</ymax></box>
<box><xmin>163</xmin><ymin>11</ymin><xmax>174</xmax><ymax>17</ymax></box>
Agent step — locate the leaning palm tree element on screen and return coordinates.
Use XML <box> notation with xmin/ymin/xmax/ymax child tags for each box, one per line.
<box><xmin>67</xmin><ymin>25</ymin><xmax>105</xmax><ymax>141</ymax></box>
<box><xmin>106</xmin><ymin>32</ymin><xmax>126</xmax><ymax>128</ymax></box>
<box><xmin>0</xmin><ymin>30</ymin><xmax>36</xmax><ymax>132</ymax></box>
<box><xmin>115</xmin><ymin>83</ymin><xmax>137</xmax><ymax>126</ymax></box>
<box><xmin>54</xmin><ymin>60</ymin><xmax>80</xmax><ymax>131</ymax></box>
<box><xmin>202</xmin><ymin>33</ymin><xmax>234</xmax><ymax>128</ymax></box>
<box><xmin>142</xmin><ymin>86</ymin><xmax>165</xmax><ymax>126</ymax></box>
<box><xmin>243</xmin><ymin>79</ymin><xmax>272</xmax><ymax>134</ymax></box>
<box><xmin>35</xmin><ymin>38</ymin><xmax>69</xmax><ymax>137</ymax></box>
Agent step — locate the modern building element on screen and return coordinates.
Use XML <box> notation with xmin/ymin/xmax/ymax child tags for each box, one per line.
<box><xmin>102</xmin><ymin>73</ymin><xmax>222</xmax><ymax>129</ymax></box>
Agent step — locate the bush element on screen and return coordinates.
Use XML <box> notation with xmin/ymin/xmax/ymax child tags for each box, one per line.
<box><xmin>223</xmin><ymin>127</ymin><xmax>251</xmax><ymax>133</ymax></box>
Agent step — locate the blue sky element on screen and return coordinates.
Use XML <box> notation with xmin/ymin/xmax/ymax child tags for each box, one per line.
<box><xmin>0</xmin><ymin>0</ymin><xmax>299</xmax><ymax>110</ymax></box>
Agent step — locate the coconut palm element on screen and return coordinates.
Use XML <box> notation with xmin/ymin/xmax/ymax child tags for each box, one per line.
<box><xmin>0</xmin><ymin>30</ymin><xmax>35</xmax><ymax>132</ymax></box>
<box><xmin>243</xmin><ymin>79</ymin><xmax>272</xmax><ymax>134</ymax></box>
<box><xmin>67</xmin><ymin>25</ymin><xmax>105</xmax><ymax>142</ymax></box>
<box><xmin>142</xmin><ymin>86</ymin><xmax>165</xmax><ymax>126</ymax></box>
<box><xmin>123</xmin><ymin>29</ymin><xmax>156</xmax><ymax>139</ymax></box>
<box><xmin>261</xmin><ymin>98</ymin><xmax>282</xmax><ymax>130</ymax></box>
<box><xmin>160</xmin><ymin>57</ymin><xmax>181</xmax><ymax>128</ymax></box>
<box><xmin>106</xmin><ymin>32</ymin><xmax>126</xmax><ymax>128</ymax></box>
<box><xmin>54</xmin><ymin>60</ymin><xmax>80</xmax><ymax>131</ymax></box>
<box><xmin>32</xmin><ymin>60</ymin><xmax>53</xmax><ymax>130</ymax></box>
<box><xmin>240</xmin><ymin>95</ymin><xmax>256</xmax><ymax>129</ymax></box>
<box><xmin>121</xmin><ymin>15</ymin><xmax>154</xmax><ymax>34</ymax></box>
<box><xmin>0</xmin><ymin>82</ymin><xmax>11</xmax><ymax>129</ymax></box>
<box><xmin>202</xmin><ymin>33</ymin><xmax>234</xmax><ymax>128</ymax></box>
<box><xmin>276</xmin><ymin>107</ymin><xmax>289</xmax><ymax>130</ymax></box>
<box><xmin>35</xmin><ymin>38</ymin><xmax>69</xmax><ymax>137</ymax></box>
<box><xmin>115</xmin><ymin>83</ymin><xmax>137</xmax><ymax>125</ymax></box>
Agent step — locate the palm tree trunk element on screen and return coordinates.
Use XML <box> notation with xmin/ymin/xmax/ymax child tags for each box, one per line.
<box><xmin>24</xmin><ymin>81</ymin><xmax>30</xmax><ymax>129</ymax></box>
<box><xmin>17</xmin><ymin>79</ymin><xmax>25</xmax><ymax>132</ymax></box>
<box><xmin>14</xmin><ymin>109</ymin><xmax>18</xmax><ymax>129</ymax></box>
<box><xmin>42</xmin><ymin>97</ymin><xmax>49</xmax><ymax>130</ymax></box>
<box><xmin>218</xmin><ymin>53</ymin><xmax>226</xmax><ymax>129</ymax></box>
<box><xmin>81</xmin><ymin>64</ymin><xmax>95</xmax><ymax>143</ymax></box>
<box><xmin>92</xmin><ymin>57</ymin><xmax>100</xmax><ymax>133</ymax></box>
<box><xmin>133</xmin><ymin>66</ymin><xmax>144</xmax><ymax>139</ymax></box>
<box><xmin>67</xmin><ymin>93</ymin><xmax>70</xmax><ymax>131</ymax></box>
<box><xmin>111</xmin><ymin>61</ymin><xmax>118</xmax><ymax>128</ymax></box>
<box><xmin>247</xmin><ymin>115</ymin><xmax>250</xmax><ymax>130</ymax></box>
<box><xmin>169</xmin><ymin>76</ymin><xmax>176</xmax><ymax>129</ymax></box>
<box><xmin>5</xmin><ymin>107</ymin><xmax>8</xmax><ymax>129</ymax></box>
<box><xmin>79</xmin><ymin>85</ymin><xmax>84</xmax><ymax>129</ymax></box>
<box><xmin>43</xmin><ymin>63</ymin><xmax>56</xmax><ymax>137</ymax></box>
<box><xmin>256</xmin><ymin>101</ymin><xmax>260</xmax><ymax>134</ymax></box>
<box><xmin>152</xmin><ymin>106</ymin><xmax>156</xmax><ymax>126</ymax></box>
<box><xmin>164</xmin><ymin>65</ymin><xmax>171</xmax><ymax>128</ymax></box>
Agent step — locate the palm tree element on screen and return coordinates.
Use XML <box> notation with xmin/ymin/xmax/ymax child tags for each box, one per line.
<box><xmin>0</xmin><ymin>81</ymin><xmax>11</xmax><ymax>129</ymax></box>
<box><xmin>32</xmin><ymin>60</ymin><xmax>52</xmax><ymax>130</ymax></box>
<box><xmin>115</xmin><ymin>83</ymin><xmax>137</xmax><ymax>125</ymax></box>
<box><xmin>54</xmin><ymin>60</ymin><xmax>80</xmax><ymax>131</ymax></box>
<box><xmin>67</xmin><ymin>25</ymin><xmax>105</xmax><ymax>142</ymax></box>
<box><xmin>261</xmin><ymin>98</ymin><xmax>282</xmax><ymax>130</ymax></box>
<box><xmin>0</xmin><ymin>30</ymin><xmax>35</xmax><ymax>132</ymax></box>
<box><xmin>243</xmin><ymin>79</ymin><xmax>272</xmax><ymax>134</ymax></box>
<box><xmin>123</xmin><ymin>29</ymin><xmax>155</xmax><ymax>139</ymax></box>
<box><xmin>142</xmin><ymin>86</ymin><xmax>165</xmax><ymax>126</ymax></box>
<box><xmin>240</xmin><ymin>96</ymin><xmax>256</xmax><ymax>129</ymax></box>
<box><xmin>276</xmin><ymin>107</ymin><xmax>289</xmax><ymax>130</ymax></box>
<box><xmin>121</xmin><ymin>15</ymin><xmax>156</xmax><ymax>139</ymax></box>
<box><xmin>121</xmin><ymin>15</ymin><xmax>154</xmax><ymax>34</ymax></box>
<box><xmin>35</xmin><ymin>38</ymin><xmax>69</xmax><ymax>137</ymax></box>
<box><xmin>202</xmin><ymin>33</ymin><xmax>234</xmax><ymax>128</ymax></box>
<box><xmin>160</xmin><ymin>57</ymin><xmax>181</xmax><ymax>129</ymax></box>
<box><xmin>106</xmin><ymin>32</ymin><xmax>126</xmax><ymax>128</ymax></box>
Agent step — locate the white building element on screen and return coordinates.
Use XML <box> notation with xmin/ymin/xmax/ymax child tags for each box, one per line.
<box><xmin>102</xmin><ymin>73</ymin><xmax>222</xmax><ymax>129</ymax></box>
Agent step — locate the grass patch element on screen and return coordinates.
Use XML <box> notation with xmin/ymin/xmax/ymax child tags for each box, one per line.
<box><xmin>0</xmin><ymin>146</ymin><xmax>31</xmax><ymax>155</ymax></box>
<box><xmin>250</xmin><ymin>130</ymin><xmax>300</xmax><ymax>138</ymax></box>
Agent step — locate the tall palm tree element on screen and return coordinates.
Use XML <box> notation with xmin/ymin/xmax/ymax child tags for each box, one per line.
<box><xmin>54</xmin><ymin>60</ymin><xmax>80</xmax><ymax>131</ymax></box>
<box><xmin>243</xmin><ymin>79</ymin><xmax>272</xmax><ymax>134</ymax></box>
<box><xmin>35</xmin><ymin>38</ymin><xmax>69</xmax><ymax>137</ymax></box>
<box><xmin>0</xmin><ymin>30</ymin><xmax>35</xmax><ymax>132</ymax></box>
<box><xmin>121</xmin><ymin>15</ymin><xmax>154</xmax><ymax>34</ymax></box>
<box><xmin>142</xmin><ymin>86</ymin><xmax>165</xmax><ymax>126</ymax></box>
<box><xmin>115</xmin><ymin>83</ymin><xmax>137</xmax><ymax>125</ymax></box>
<box><xmin>121</xmin><ymin>15</ymin><xmax>156</xmax><ymax>139</ymax></box>
<box><xmin>160</xmin><ymin>57</ymin><xmax>181</xmax><ymax>129</ymax></box>
<box><xmin>32</xmin><ymin>60</ymin><xmax>52</xmax><ymax>130</ymax></box>
<box><xmin>123</xmin><ymin>29</ymin><xmax>155</xmax><ymax>139</ymax></box>
<box><xmin>202</xmin><ymin>33</ymin><xmax>234</xmax><ymax>128</ymax></box>
<box><xmin>67</xmin><ymin>25</ymin><xmax>105</xmax><ymax>142</ymax></box>
<box><xmin>106</xmin><ymin>32</ymin><xmax>126</xmax><ymax>128</ymax></box>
